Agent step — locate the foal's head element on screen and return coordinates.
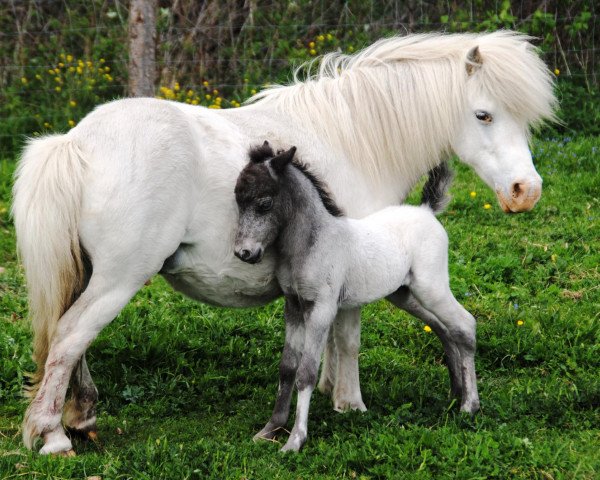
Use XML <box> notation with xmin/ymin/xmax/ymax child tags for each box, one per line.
<box><xmin>233</xmin><ymin>142</ymin><xmax>297</xmax><ymax>263</ymax></box>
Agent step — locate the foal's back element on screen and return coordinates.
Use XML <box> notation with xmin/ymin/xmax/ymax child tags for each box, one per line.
<box><xmin>318</xmin><ymin>204</ymin><xmax>448</xmax><ymax>308</ymax></box>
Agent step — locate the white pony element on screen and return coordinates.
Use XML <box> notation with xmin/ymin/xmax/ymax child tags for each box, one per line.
<box><xmin>13</xmin><ymin>31</ymin><xmax>556</xmax><ymax>455</ymax></box>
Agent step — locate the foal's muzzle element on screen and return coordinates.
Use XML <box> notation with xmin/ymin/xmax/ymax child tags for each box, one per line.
<box><xmin>234</xmin><ymin>247</ymin><xmax>264</xmax><ymax>264</ymax></box>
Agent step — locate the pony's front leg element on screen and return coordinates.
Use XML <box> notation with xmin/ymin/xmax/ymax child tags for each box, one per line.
<box><xmin>23</xmin><ymin>276</ymin><xmax>141</xmax><ymax>455</ymax></box>
<box><xmin>254</xmin><ymin>295</ymin><xmax>304</xmax><ymax>442</ymax></box>
<box><xmin>331</xmin><ymin>308</ymin><xmax>367</xmax><ymax>412</ymax></box>
<box><xmin>63</xmin><ymin>354</ymin><xmax>99</xmax><ymax>441</ymax></box>
<box><xmin>281</xmin><ymin>300</ymin><xmax>337</xmax><ymax>453</ymax></box>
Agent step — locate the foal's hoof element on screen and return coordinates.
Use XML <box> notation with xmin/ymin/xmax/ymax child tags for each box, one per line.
<box><xmin>280</xmin><ymin>434</ymin><xmax>305</xmax><ymax>453</ymax></box>
<box><xmin>253</xmin><ymin>425</ymin><xmax>282</xmax><ymax>442</ymax></box>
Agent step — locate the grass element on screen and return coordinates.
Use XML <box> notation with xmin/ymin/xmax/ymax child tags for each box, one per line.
<box><xmin>0</xmin><ymin>136</ymin><xmax>598</xmax><ymax>479</ymax></box>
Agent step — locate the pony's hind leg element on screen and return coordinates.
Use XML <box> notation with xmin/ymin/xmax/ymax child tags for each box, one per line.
<box><xmin>63</xmin><ymin>354</ymin><xmax>99</xmax><ymax>441</ymax></box>
<box><xmin>254</xmin><ymin>295</ymin><xmax>304</xmax><ymax>442</ymax></box>
<box><xmin>23</xmin><ymin>273</ymin><xmax>144</xmax><ymax>454</ymax></box>
<box><xmin>317</xmin><ymin>324</ymin><xmax>336</xmax><ymax>395</ymax></box>
<box><xmin>387</xmin><ymin>287</ymin><xmax>463</xmax><ymax>398</ymax></box>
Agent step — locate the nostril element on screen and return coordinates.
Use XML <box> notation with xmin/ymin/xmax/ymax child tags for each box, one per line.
<box><xmin>240</xmin><ymin>249</ymin><xmax>251</xmax><ymax>260</ymax></box>
<box><xmin>511</xmin><ymin>182</ymin><xmax>525</xmax><ymax>199</ymax></box>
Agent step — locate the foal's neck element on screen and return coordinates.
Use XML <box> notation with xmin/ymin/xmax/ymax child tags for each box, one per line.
<box><xmin>277</xmin><ymin>167</ymin><xmax>339</xmax><ymax>255</ymax></box>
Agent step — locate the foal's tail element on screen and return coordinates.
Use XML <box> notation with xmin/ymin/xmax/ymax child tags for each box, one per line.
<box><xmin>421</xmin><ymin>161</ymin><xmax>454</xmax><ymax>215</ymax></box>
<box><xmin>12</xmin><ymin>134</ymin><xmax>88</xmax><ymax>398</ymax></box>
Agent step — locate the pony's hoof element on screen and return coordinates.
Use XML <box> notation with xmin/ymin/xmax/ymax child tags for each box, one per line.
<box><xmin>333</xmin><ymin>397</ymin><xmax>367</xmax><ymax>413</ymax></box>
<box><xmin>56</xmin><ymin>449</ymin><xmax>77</xmax><ymax>458</ymax></box>
<box><xmin>280</xmin><ymin>435</ymin><xmax>305</xmax><ymax>453</ymax></box>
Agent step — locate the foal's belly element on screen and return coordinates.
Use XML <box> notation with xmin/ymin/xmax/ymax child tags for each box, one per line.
<box><xmin>160</xmin><ymin>245</ymin><xmax>281</xmax><ymax>308</ymax></box>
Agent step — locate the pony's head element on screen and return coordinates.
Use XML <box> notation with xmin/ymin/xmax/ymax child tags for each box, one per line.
<box><xmin>233</xmin><ymin>142</ymin><xmax>297</xmax><ymax>263</ymax></box>
<box><xmin>452</xmin><ymin>39</ymin><xmax>555</xmax><ymax>212</ymax></box>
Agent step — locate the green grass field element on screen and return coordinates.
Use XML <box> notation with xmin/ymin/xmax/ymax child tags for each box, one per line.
<box><xmin>0</xmin><ymin>136</ymin><xmax>598</xmax><ymax>479</ymax></box>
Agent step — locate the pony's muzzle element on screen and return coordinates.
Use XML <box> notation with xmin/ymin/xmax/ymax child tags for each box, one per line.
<box><xmin>496</xmin><ymin>177</ymin><xmax>542</xmax><ymax>213</ymax></box>
<box><xmin>234</xmin><ymin>246</ymin><xmax>264</xmax><ymax>264</ymax></box>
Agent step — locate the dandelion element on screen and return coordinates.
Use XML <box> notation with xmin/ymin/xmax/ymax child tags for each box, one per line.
<box><xmin>48</xmin><ymin>69</ymin><xmax>55</xmax><ymax>75</ymax></box>
<box><xmin>76</xmin><ymin>66</ymin><xmax>83</xmax><ymax>74</ymax></box>
<box><xmin>104</xmin><ymin>66</ymin><xmax>111</xmax><ymax>73</ymax></box>
<box><xmin>68</xmin><ymin>120</ymin><xmax>75</xmax><ymax>127</ymax></box>
<box><xmin>243</xmin><ymin>78</ymin><xmax>249</xmax><ymax>83</ymax></box>
<box><xmin>35</xmin><ymin>74</ymin><xmax>42</xmax><ymax>80</ymax></box>
<box><xmin>54</xmin><ymin>68</ymin><xmax>60</xmax><ymax>74</ymax></box>
<box><xmin>100</xmin><ymin>58</ymin><xmax>105</xmax><ymax>64</ymax></box>
<box><xmin>327</xmin><ymin>33</ymin><xmax>333</xmax><ymax>41</ymax></box>
<box><xmin>58</xmin><ymin>62</ymin><xmax>64</xmax><ymax>68</ymax></box>
<box><xmin>55</xmin><ymin>86</ymin><xmax>61</xmax><ymax>92</ymax></box>
<box><xmin>424</xmin><ymin>325</ymin><xmax>432</xmax><ymax>333</ymax></box>
<box><xmin>470</xmin><ymin>191</ymin><xmax>477</xmax><ymax>198</ymax></box>
<box><xmin>250</xmin><ymin>89</ymin><xmax>257</xmax><ymax>95</ymax></box>
<box><xmin>205</xmin><ymin>94</ymin><xmax>211</xmax><ymax>100</ymax></box>
<box><xmin>348</xmin><ymin>46</ymin><xmax>355</xmax><ymax>52</ymax></box>
<box><xmin>309</xmin><ymin>48</ymin><xmax>317</xmax><ymax>56</ymax></box>
<box><xmin>551</xmin><ymin>253</ymin><xmax>557</xmax><ymax>263</ymax></box>
<box><xmin>484</xmin><ymin>203</ymin><xmax>492</xmax><ymax>210</ymax></box>
<box><xmin>516</xmin><ymin>320</ymin><xmax>524</xmax><ymax>326</ymax></box>
<box><xmin>554</xmin><ymin>68</ymin><xmax>560</xmax><ymax>76</ymax></box>
<box><xmin>186</xmin><ymin>89</ymin><xmax>194</xmax><ymax>97</ymax></box>
<box><xmin>212</xmin><ymin>89</ymin><xmax>219</xmax><ymax>95</ymax></box>
<box><xmin>309</xmin><ymin>41</ymin><xmax>315</xmax><ymax>48</ymax></box>
<box><xmin>215</xmin><ymin>97</ymin><xmax>222</xmax><ymax>104</ymax></box>
<box><xmin>66</xmin><ymin>54</ymin><xmax>73</xmax><ymax>62</ymax></box>
<box><xmin>21</xmin><ymin>77</ymin><xmax>27</xmax><ymax>84</ymax></box>
<box><xmin>54</xmin><ymin>77</ymin><xmax>62</xmax><ymax>83</ymax></box>
<box><xmin>43</xmin><ymin>122</ymin><xmax>51</xmax><ymax>128</ymax></box>
<box><xmin>203</xmin><ymin>80</ymin><xmax>209</xmax><ymax>87</ymax></box>
<box><xmin>191</xmin><ymin>99</ymin><xmax>199</xmax><ymax>105</ymax></box>
<box><xmin>317</xmin><ymin>35</ymin><xmax>325</xmax><ymax>42</ymax></box>
<box><xmin>174</xmin><ymin>82</ymin><xmax>180</xmax><ymax>91</ymax></box>
<box><xmin>69</xmin><ymin>100</ymin><xmax>77</xmax><ymax>107</ymax></box>
<box><xmin>68</xmin><ymin>67</ymin><xmax>75</xmax><ymax>73</ymax></box>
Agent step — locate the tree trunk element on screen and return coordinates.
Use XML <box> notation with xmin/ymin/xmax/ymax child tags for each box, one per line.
<box><xmin>128</xmin><ymin>0</ymin><xmax>157</xmax><ymax>97</ymax></box>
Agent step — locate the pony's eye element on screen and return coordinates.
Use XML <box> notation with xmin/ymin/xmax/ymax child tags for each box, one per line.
<box><xmin>475</xmin><ymin>111</ymin><xmax>493</xmax><ymax>124</ymax></box>
<box><xmin>256</xmin><ymin>198</ymin><xmax>273</xmax><ymax>212</ymax></box>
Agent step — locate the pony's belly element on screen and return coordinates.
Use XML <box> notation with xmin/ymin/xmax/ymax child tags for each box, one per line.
<box><xmin>160</xmin><ymin>246</ymin><xmax>281</xmax><ymax>308</ymax></box>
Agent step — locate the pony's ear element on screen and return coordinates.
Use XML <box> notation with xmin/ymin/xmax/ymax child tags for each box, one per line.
<box><xmin>270</xmin><ymin>146</ymin><xmax>297</xmax><ymax>173</ymax></box>
<box><xmin>466</xmin><ymin>46</ymin><xmax>482</xmax><ymax>75</ymax></box>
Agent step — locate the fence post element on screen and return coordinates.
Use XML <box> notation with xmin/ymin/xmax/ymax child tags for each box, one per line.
<box><xmin>128</xmin><ymin>0</ymin><xmax>157</xmax><ymax>97</ymax></box>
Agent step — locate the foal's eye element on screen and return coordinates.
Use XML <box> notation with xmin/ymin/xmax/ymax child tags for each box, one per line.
<box><xmin>475</xmin><ymin>111</ymin><xmax>493</xmax><ymax>124</ymax></box>
<box><xmin>256</xmin><ymin>198</ymin><xmax>273</xmax><ymax>212</ymax></box>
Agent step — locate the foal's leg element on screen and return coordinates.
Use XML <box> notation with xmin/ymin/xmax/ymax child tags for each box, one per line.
<box><xmin>23</xmin><ymin>272</ymin><xmax>147</xmax><ymax>454</ymax></box>
<box><xmin>254</xmin><ymin>295</ymin><xmax>304</xmax><ymax>442</ymax></box>
<box><xmin>331</xmin><ymin>309</ymin><xmax>367</xmax><ymax>412</ymax></box>
<box><xmin>387</xmin><ymin>287</ymin><xmax>463</xmax><ymax>398</ymax></box>
<box><xmin>282</xmin><ymin>300</ymin><xmax>337</xmax><ymax>452</ymax></box>
<box><xmin>317</xmin><ymin>324</ymin><xmax>336</xmax><ymax>395</ymax></box>
<box><xmin>411</xmin><ymin>283</ymin><xmax>479</xmax><ymax>414</ymax></box>
<box><xmin>63</xmin><ymin>353</ymin><xmax>99</xmax><ymax>440</ymax></box>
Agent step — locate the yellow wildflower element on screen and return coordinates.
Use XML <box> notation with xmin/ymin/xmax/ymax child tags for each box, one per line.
<box><xmin>68</xmin><ymin>120</ymin><xmax>75</xmax><ymax>127</ymax></box>
<box><xmin>54</xmin><ymin>68</ymin><xmax>60</xmax><ymax>74</ymax></box>
<box><xmin>174</xmin><ymin>82</ymin><xmax>180</xmax><ymax>91</ymax></box>
<box><xmin>100</xmin><ymin>58</ymin><xmax>105</xmax><ymax>64</ymax></box>
<box><xmin>484</xmin><ymin>203</ymin><xmax>492</xmax><ymax>210</ymax></box>
<box><xmin>55</xmin><ymin>86</ymin><xmax>61</xmax><ymax>92</ymax></box>
<box><xmin>205</xmin><ymin>94</ymin><xmax>211</xmax><ymax>100</ymax></box>
<box><xmin>21</xmin><ymin>77</ymin><xmax>27</xmax><ymax>84</ymax></box>
<box><xmin>424</xmin><ymin>325</ymin><xmax>432</xmax><ymax>333</ymax></box>
<box><xmin>76</xmin><ymin>66</ymin><xmax>83</xmax><ymax>74</ymax></box>
<box><xmin>58</xmin><ymin>62</ymin><xmax>64</xmax><ymax>68</ymax></box>
<box><xmin>470</xmin><ymin>191</ymin><xmax>477</xmax><ymax>198</ymax></box>
<box><xmin>348</xmin><ymin>46</ymin><xmax>354</xmax><ymax>52</ymax></box>
<box><xmin>551</xmin><ymin>254</ymin><xmax>557</xmax><ymax>263</ymax></box>
<box><xmin>326</xmin><ymin>33</ymin><xmax>333</xmax><ymax>41</ymax></box>
<box><xmin>186</xmin><ymin>89</ymin><xmax>194</xmax><ymax>97</ymax></box>
<box><xmin>35</xmin><ymin>74</ymin><xmax>42</xmax><ymax>80</ymax></box>
<box><xmin>309</xmin><ymin>49</ymin><xmax>317</xmax><ymax>56</ymax></box>
<box><xmin>104</xmin><ymin>66</ymin><xmax>111</xmax><ymax>73</ymax></box>
<box><xmin>191</xmin><ymin>99</ymin><xmax>199</xmax><ymax>105</ymax></box>
<box><xmin>317</xmin><ymin>35</ymin><xmax>325</xmax><ymax>42</ymax></box>
<box><xmin>43</xmin><ymin>122</ymin><xmax>51</xmax><ymax>128</ymax></box>
<box><xmin>212</xmin><ymin>89</ymin><xmax>219</xmax><ymax>95</ymax></box>
<box><xmin>251</xmin><ymin>89</ymin><xmax>257</xmax><ymax>95</ymax></box>
<box><xmin>203</xmin><ymin>80</ymin><xmax>209</xmax><ymax>87</ymax></box>
<box><xmin>309</xmin><ymin>41</ymin><xmax>315</xmax><ymax>48</ymax></box>
<box><xmin>66</xmin><ymin>54</ymin><xmax>73</xmax><ymax>62</ymax></box>
<box><xmin>69</xmin><ymin>100</ymin><xmax>77</xmax><ymax>107</ymax></box>
<box><xmin>215</xmin><ymin>97</ymin><xmax>222</xmax><ymax>104</ymax></box>
<box><xmin>554</xmin><ymin>68</ymin><xmax>560</xmax><ymax>76</ymax></box>
<box><xmin>48</xmin><ymin>69</ymin><xmax>55</xmax><ymax>75</ymax></box>
<box><xmin>516</xmin><ymin>320</ymin><xmax>524</xmax><ymax>326</ymax></box>
<box><xmin>86</xmin><ymin>61</ymin><xmax>92</xmax><ymax>68</ymax></box>
<box><xmin>68</xmin><ymin>67</ymin><xmax>75</xmax><ymax>73</ymax></box>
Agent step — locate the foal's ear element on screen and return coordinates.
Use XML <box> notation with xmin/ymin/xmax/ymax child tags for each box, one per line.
<box><xmin>466</xmin><ymin>46</ymin><xmax>482</xmax><ymax>75</ymax></box>
<box><xmin>270</xmin><ymin>146</ymin><xmax>297</xmax><ymax>173</ymax></box>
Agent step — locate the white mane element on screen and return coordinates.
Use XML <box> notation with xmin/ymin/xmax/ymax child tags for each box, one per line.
<box><xmin>250</xmin><ymin>31</ymin><xmax>557</xmax><ymax>183</ymax></box>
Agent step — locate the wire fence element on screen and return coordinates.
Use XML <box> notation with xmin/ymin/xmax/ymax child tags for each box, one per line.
<box><xmin>1</xmin><ymin>1</ymin><xmax>598</xmax><ymax>155</ymax></box>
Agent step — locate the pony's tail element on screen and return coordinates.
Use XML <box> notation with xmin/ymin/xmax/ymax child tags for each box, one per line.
<box><xmin>12</xmin><ymin>134</ymin><xmax>88</xmax><ymax>398</ymax></box>
<box><xmin>421</xmin><ymin>161</ymin><xmax>454</xmax><ymax>215</ymax></box>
